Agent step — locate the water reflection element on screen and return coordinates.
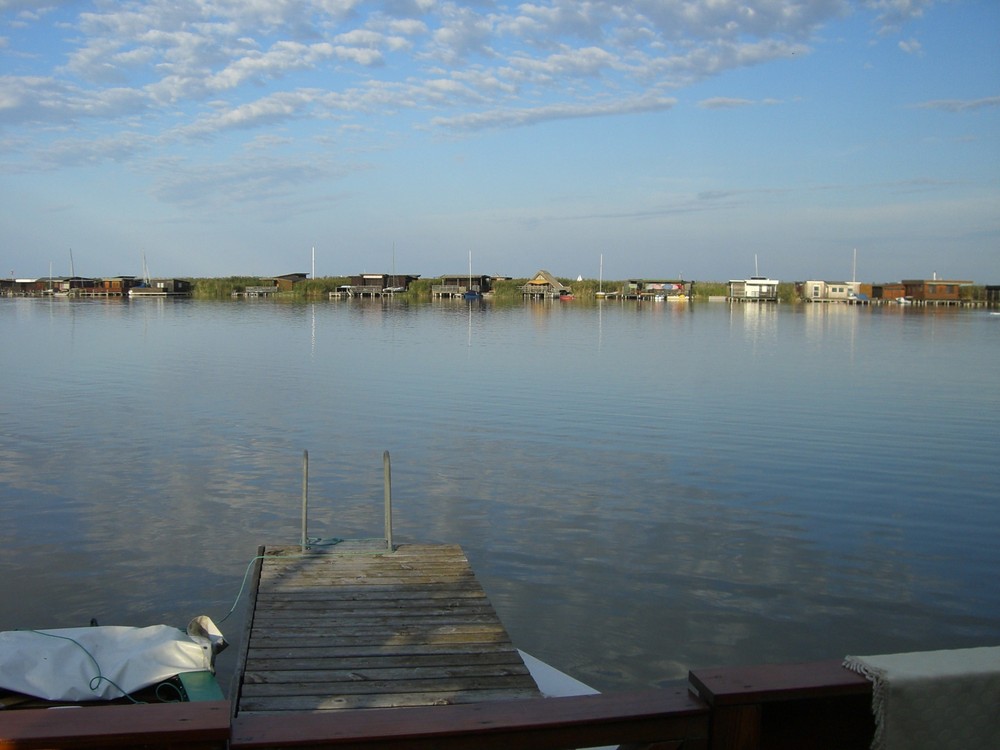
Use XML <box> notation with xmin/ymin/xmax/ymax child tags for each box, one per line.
<box><xmin>1</xmin><ymin>298</ymin><xmax>998</xmax><ymax>693</ymax></box>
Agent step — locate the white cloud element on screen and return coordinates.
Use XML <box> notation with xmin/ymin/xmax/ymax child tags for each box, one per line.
<box><xmin>0</xmin><ymin>75</ymin><xmax>149</xmax><ymax>125</ymax></box>
<box><xmin>175</xmin><ymin>89</ymin><xmax>322</xmax><ymax>137</ymax></box>
<box><xmin>206</xmin><ymin>41</ymin><xmax>336</xmax><ymax>91</ymax></box>
<box><xmin>431</xmin><ymin>94</ymin><xmax>677</xmax><ymax>132</ymax></box>
<box><xmin>0</xmin><ymin>0</ymin><xmax>951</xmax><ymax>164</ymax></box>
<box><xmin>861</xmin><ymin>0</ymin><xmax>935</xmax><ymax>34</ymax></box>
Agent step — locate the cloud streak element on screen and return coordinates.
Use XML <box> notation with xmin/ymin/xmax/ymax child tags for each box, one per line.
<box><xmin>913</xmin><ymin>96</ymin><xmax>1000</xmax><ymax>113</ymax></box>
<box><xmin>431</xmin><ymin>94</ymin><xmax>678</xmax><ymax>132</ymax></box>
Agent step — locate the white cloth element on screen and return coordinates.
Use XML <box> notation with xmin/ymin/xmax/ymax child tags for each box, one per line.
<box><xmin>0</xmin><ymin>616</ymin><xmax>225</xmax><ymax>702</ymax></box>
<box><xmin>844</xmin><ymin>646</ymin><xmax>1000</xmax><ymax>750</ymax></box>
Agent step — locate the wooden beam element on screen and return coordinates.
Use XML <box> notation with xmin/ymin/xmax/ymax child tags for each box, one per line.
<box><xmin>231</xmin><ymin>687</ymin><xmax>709</xmax><ymax>750</ymax></box>
<box><xmin>688</xmin><ymin>660</ymin><xmax>873</xmax><ymax>750</ymax></box>
<box><xmin>0</xmin><ymin>700</ymin><xmax>230</xmax><ymax>750</ymax></box>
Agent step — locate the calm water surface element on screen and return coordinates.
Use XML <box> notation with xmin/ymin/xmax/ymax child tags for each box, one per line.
<box><xmin>1</xmin><ymin>297</ymin><xmax>998</xmax><ymax>692</ymax></box>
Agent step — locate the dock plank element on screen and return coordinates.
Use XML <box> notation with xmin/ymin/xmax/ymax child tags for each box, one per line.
<box><xmin>233</xmin><ymin>543</ymin><xmax>540</xmax><ymax>715</ymax></box>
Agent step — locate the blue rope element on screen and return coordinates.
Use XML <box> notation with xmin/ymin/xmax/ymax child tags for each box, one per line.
<box><xmin>217</xmin><ymin>537</ymin><xmax>391</xmax><ymax>623</ymax></box>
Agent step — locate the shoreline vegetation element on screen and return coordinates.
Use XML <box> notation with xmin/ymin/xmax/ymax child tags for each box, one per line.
<box><xmin>189</xmin><ymin>277</ymin><xmax>989</xmax><ymax>304</ymax></box>
<box><xmin>191</xmin><ymin>277</ymin><xmax>761</xmax><ymax>301</ymax></box>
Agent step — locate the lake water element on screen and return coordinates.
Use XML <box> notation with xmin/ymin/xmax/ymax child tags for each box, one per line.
<box><xmin>1</xmin><ymin>297</ymin><xmax>998</xmax><ymax>693</ymax></box>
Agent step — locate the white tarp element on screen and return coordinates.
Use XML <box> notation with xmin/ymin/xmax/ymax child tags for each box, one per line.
<box><xmin>0</xmin><ymin>616</ymin><xmax>225</xmax><ymax>702</ymax></box>
<box><xmin>844</xmin><ymin>646</ymin><xmax>1000</xmax><ymax>750</ymax></box>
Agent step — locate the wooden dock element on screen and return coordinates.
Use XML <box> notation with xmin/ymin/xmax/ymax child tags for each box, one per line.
<box><xmin>231</xmin><ymin>541</ymin><xmax>540</xmax><ymax>716</ymax></box>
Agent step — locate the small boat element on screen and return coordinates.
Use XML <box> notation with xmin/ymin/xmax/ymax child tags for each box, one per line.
<box><xmin>463</xmin><ymin>251</ymin><xmax>481</xmax><ymax>300</ymax></box>
<box><xmin>595</xmin><ymin>253</ymin><xmax>607</xmax><ymax>299</ymax></box>
<box><xmin>0</xmin><ymin>616</ymin><xmax>226</xmax><ymax>708</ymax></box>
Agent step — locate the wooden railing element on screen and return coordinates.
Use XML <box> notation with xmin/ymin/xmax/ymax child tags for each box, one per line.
<box><xmin>0</xmin><ymin>661</ymin><xmax>874</xmax><ymax>750</ymax></box>
<box><xmin>432</xmin><ymin>284</ymin><xmax>465</xmax><ymax>295</ymax></box>
<box><xmin>231</xmin><ymin>686</ymin><xmax>708</xmax><ymax>750</ymax></box>
<box><xmin>0</xmin><ymin>700</ymin><xmax>230</xmax><ymax>750</ymax></box>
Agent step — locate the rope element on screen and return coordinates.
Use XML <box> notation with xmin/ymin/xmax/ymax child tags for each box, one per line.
<box><xmin>217</xmin><ymin>537</ymin><xmax>392</xmax><ymax>623</ymax></box>
<box><xmin>24</xmin><ymin>629</ymin><xmax>140</xmax><ymax>703</ymax></box>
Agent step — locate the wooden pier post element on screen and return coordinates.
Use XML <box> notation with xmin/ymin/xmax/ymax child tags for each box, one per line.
<box><xmin>301</xmin><ymin>450</ymin><xmax>308</xmax><ymax>552</ymax></box>
<box><xmin>383</xmin><ymin>450</ymin><xmax>393</xmax><ymax>551</ymax></box>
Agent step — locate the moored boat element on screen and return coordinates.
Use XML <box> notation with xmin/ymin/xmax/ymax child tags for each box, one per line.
<box><xmin>0</xmin><ymin>616</ymin><xmax>226</xmax><ymax>709</ymax></box>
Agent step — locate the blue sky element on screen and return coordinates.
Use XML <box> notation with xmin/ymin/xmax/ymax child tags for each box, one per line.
<box><xmin>2</xmin><ymin>0</ymin><xmax>998</xmax><ymax>282</ymax></box>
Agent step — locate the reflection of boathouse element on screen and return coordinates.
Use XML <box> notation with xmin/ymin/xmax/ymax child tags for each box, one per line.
<box><xmin>521</xmin><ymin>270</ymin><xmax>571</xmax><ymax>299</ymax></box>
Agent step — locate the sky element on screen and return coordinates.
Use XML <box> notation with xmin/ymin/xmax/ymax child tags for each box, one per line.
<box><xmin>1</xmin><ymin>1</ymin><xmax>998</xmax><ymax>283</ymax></box>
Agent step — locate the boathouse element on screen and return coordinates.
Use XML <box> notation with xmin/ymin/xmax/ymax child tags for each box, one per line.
<box><xmin>871</xmin><ymin>282</ymin><xmax>905</xmax><ymax>302</ymax></box>
<box><xmin>239</xmin><ymin>274</ymin><xmax>308</xmax><ymax>298</ymax></box>
<box><xmin>271</xmin><ymin>273</ymin><xmax>309</xmax><ymax>291</ymax></box>
<box><xmin>432</xmin><ymin>274</ymin><xmax>493</xmax><ymax>298</ymax></box>
<box><xmin>623</xmin><ymin>279</ymin><xmax>692</xmax><ymax>300</ymax></box>
<box><xmin>521</xmin><ymin>270</ymin><xmax>571</xmax><ymax>299</ymax></box>
<box><xmin>987</xmin><ymin>285</ymin><xmax>1000</xmax><ymax>306</ymax></box>
<box><xmin>901</xmin><ymin>278</ymin><xmax>972</xmax><ymax>304</ymax></box>
<box><xmin>728</xmin><ymin>276</ymin><xmax>780</xmax><ymax>302</ymax></box>
<box><xmin>1</xmin><ymin>278</ymin><xmax>50</xmax><ymax>296</ymax></box>
<box><xmin>93</xmin><ymin>276</ymin><xmax>141</xmax><ymax>296</ymax></box>
<box><xmin>338</xmin><ymin>273</ymin><xmax>420</xmax><ymax>297</ymax></box>
<box><xmin>798</xmin><ymin>280</ymin><xmax>863</xmax><ymax>303</ymax></box>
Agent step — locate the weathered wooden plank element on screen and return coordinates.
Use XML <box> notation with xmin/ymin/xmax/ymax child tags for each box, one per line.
<box><xmin>254</xmin><ymin>587</ymin><xmax>487</xmax><ymax>612</ymax></box>
<box><xmin>240</xmin><ymin>674</ymin><xmax>536</xmax><ymax>698</ymax></box>
<box><xmin>241</xmin><ymin>664</ymin><xmax>533</xmax><ymax>686</ymax></box>
<box><xmin>246</xmin><ymin>639</ymin><xmax>520</xmax><ymax>662</ymax></box>
<box><xmin>259</xmin><ymin>558</ymin><xmax>474</xmax><ymax>571</ymax></box>
<box><xmin>249</xmin><ymin>618</ymin><xmax>503</xmax><ymax>633</ymax></box>
<box><xmin>257</xmin><ymin>586</ymin><xmax>487</xmax><ymax>602</ymax></box>
<box><xmin>247</xmin><ymin>623</ymin><xmax>508</xmax><ymax>643</ymax></box>
<box><xmin>254</xmin><ymin>599</ymin><xmax>496</xmax><ymax>612</ymax></box>
<box><xmin>245</xmin><ymin>651</ymin><xmax>528</xmax><ymax>672</ymax></box>
<box><xmin>259</xmin><ymin>577</ymin><xmax>478</xmax><ymax>590</ymax></box>
<box><xmin>238</xmin><ymin>687</ymin><xmax>543</xmax><ymax>712</ymax></box>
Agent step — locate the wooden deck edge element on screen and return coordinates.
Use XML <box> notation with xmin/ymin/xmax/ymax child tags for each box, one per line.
<box><xmin>230</xmin><ymin>688</ymin><xmax>709</xmax><ymax>749</ymax></box>
<box><xmin>230</xmin><ymin>544</ymin><xmax>266</xmax><ymax>718</ymax></box>
<box><xmin>0</xmin><ymin>700</ymin><xmax>231</xmax><ymax>750</ymax></box>
<box><xmin>688</xmin><ymin>659</ymin><xmax>872</xmax><ymax>706</ymax></box>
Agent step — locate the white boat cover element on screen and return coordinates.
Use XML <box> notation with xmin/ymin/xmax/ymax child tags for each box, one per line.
<box><xmin>0</xmin><ymin>616</ymin><xmax>226</xmax><ymax>702</ymax></box>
